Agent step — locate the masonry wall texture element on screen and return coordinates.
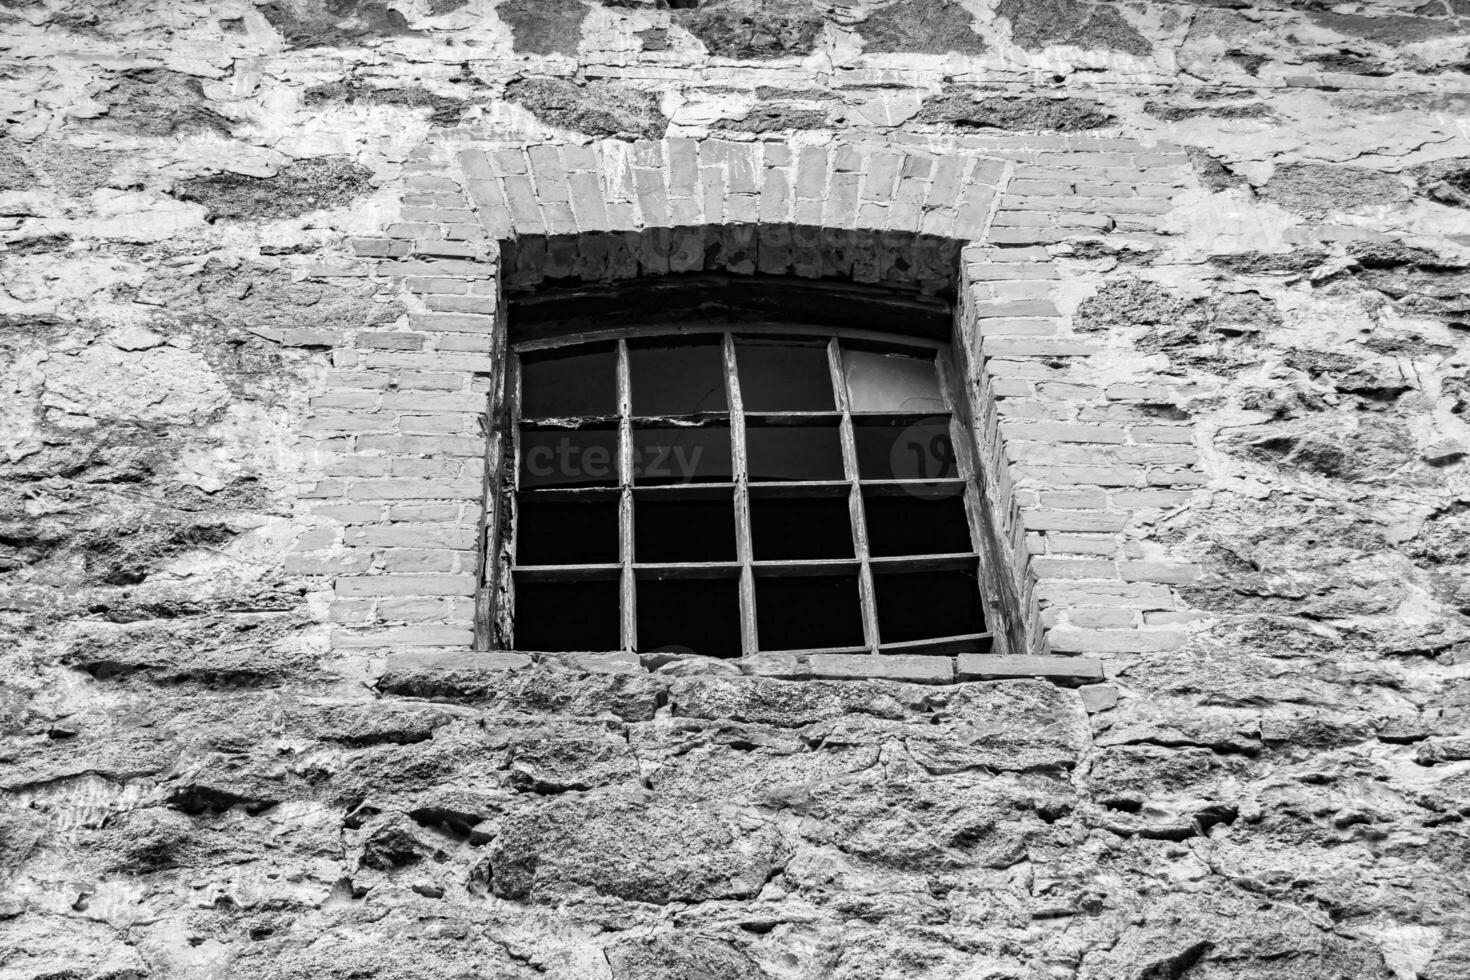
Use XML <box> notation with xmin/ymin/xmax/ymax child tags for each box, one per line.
<box><xmin>1</xmin><ymin>1</ymin><xmax>1469</xmax><ymax>978</ymax></box>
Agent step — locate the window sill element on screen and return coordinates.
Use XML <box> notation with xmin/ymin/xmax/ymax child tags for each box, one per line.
<box><xmin>377</xmin><ymin>646</ymin><xmax>1103</xmax><ymax>697</ymax></box>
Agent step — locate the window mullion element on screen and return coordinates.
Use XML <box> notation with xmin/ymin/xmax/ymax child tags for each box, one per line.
<box><xmin>617</xmin><ymin>339</ymin><xmax>637</xmax><ymax>654</ymax></box>
<box><xmin>829</xmin><ymin>338</ymin><xmax>880</xmax><ymax>654</ymax></box>
<box><xmin>724</xmin><ymin>333</ymin><xmax>759</xmax><ymax>657</ymax></box>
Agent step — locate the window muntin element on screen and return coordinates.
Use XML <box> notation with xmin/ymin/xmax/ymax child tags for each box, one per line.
<box><xmin>495</xmin><ymin>327</ymin><xmax>1004</xmax><ymax>658</ymax></box>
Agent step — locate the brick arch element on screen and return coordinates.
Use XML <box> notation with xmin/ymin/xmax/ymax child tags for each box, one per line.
<box><xmin>457</xmin><ymin>138</ymin><xmax>1007</xmax><ymax>272</ymax></box>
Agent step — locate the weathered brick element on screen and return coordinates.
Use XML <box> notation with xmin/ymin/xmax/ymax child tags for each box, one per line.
<box><xmin>301</xmin><ymin>413</ymin><xmax>397</xmax><ymax>436</ymax></box>
<box><xmin>344</xmin><ymin>478</ymin><xmax>483</xmax><ymax>500</ymax></box>
<box><xmin>380</xmin><ymin>547</ymin><xmax>467</xmax><ymax>572</ymax></box>
<box><xmin>1031</xmin><ymin>557</ymin><xmax>1118</xmax><ymax>580</ymax></box>
<box><xmin>357</xmin><ymin>435</ymin><xmax>484</xmax><ymax>456</ymax></box>
<box><xmin>1047</xmin><ymin>627</ymin><xmax>1187</xmax><ymax>654</ymax></box>
<box><xmin>359</xmin><ymin>332</ymin><xmax>426</xmax><ymax>351</ymax></box>
<box><xmin>1146</xmin><ymin>469</ymin><xmax>1208</xmax><ymax>486</ymax></box>
<box><xmin>1003</xmin><ymin>422</ymin><xmax>1126</xmax><ymax>444</ymax></box>
<box><xmin>331</xmin><ymin>626</ymin><xmax>475</xmax><ymax>648</ymax></box>
<box><xmin>956</xmin><ymin>654</ymin><xmax>1102</xmax><ymax>682</ymax></box>
<box><xmin>1131</xmin><ymin>425</ymin><xmax>1196</xmax><ymax>444</ymax></box>
<box><xmin>334</xmin><ymin>574</ymin><xmax>477</xmax><ymax>597</ymax></box>
<box><xmin>345</xmin><ymin>524</ymin><xmax>479</xmax><ymax>549</ymax></box>
<box><xmin>1013</xmin><ymin>464</ymin><xmax>1147</xmax><ymax>487</ymax></box>
<box><xmin>1118</xmin><ymin>561</ymin><xmax>1204</xmax><ymax>584</ymax></box>
<box><xmin>1038</xmin><ymin>490</ymin><xmax>1109</xmax><ymax>509</ymax></box>
<box><xmin>283</xmin><ymin>553</ymin><xmax>374</xmax><ymax>575</ymax></box>
<box><xmin>1110</xmin><ymin>489</ymin><xmax>1194</xmax><ymax>509</ymax></box>
<box><xmin>1067</xmin><ymin>607</ymin><xmax>1138</xmax><ymax>628</ymax></box>
<box><xmin>1047</xmin><ymin>533</ymin><xmax>1120</xmax><ymax>556</ymax></box>
<box><xmin>1034</xmin><ymin>580</ymin><xmax>1174</xmax><ymax>609</ymax></box>
<box><xmin>982</xmin><ymin>338</ymin><xmax>1097</xmax><ymax>357</ymax></box>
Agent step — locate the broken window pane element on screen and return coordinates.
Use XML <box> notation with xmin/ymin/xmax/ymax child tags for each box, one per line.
<box><xmin>631</xmin><ymin>424</ymin><xmax>733</xmax><ymax>484</ymax></box>
<box><xmin>843</xmin><ymin>349</ymin><xmax>945</xmax><ymax>413</ymax></box>
<box><xmin>519</xmin><ymin>427</ymin><xmax>620</xmax><ymax>489</ymax></box>
<box><xmin>853</xmin><ymin>416</ymin><xmax>957</xmax><ymax>481</ymax></box>
<box><xmin>513</xmin><ymin>576</ymin><xmax>620</xmax><ymax>651</ymax></box>
<box><xmin>862</xmin><ymin>487</ymin><xmax>972</xmax><ymax>557</ymax></box>
<box><xmin>628</xmin><ymin>338</ymin><xmax>728</xmax><ymax>417</ymax></box>
<box><xmin>745</xmin><ymin>420</ymin><xmax>845</xmax><ymax>482</ymax></box>
<box><xmin>637</xmin><ymin>574</ymin><xmax>742</xmax><ymax>659</ymax></box>
<box><xmin>755</xmin><ymin>572</ymin><xmax>864</xmax><ymax>650</ymax></box>
<box><xmin>735</xmin><ymin>339</ymin><xmax>833</xmax><ymax>412</ymax></box>
<box><xmin>515</xmin><ymin>492</ymin><xmax>620</xmax><ymax>565</ymax></box>
<box><xmin>635</xmin><ymin>488</ymin><xmax>737</xmax><ymax>563</ymax></box>
<box><xmin>750</xmin><ymin>491</ymin><xmax>854</xmax><ymax>560</ymax></box>
<box><xmin>519</xmin><ymin>344</ymin><xmax>617</xmax><ymax>419</ymax></box>
<box><xmin>874</xmin><ymin>567</ymin><xmax>986</xmax><ymax>643</ymax></box>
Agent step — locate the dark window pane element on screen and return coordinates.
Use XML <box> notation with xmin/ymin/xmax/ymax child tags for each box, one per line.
<box><xmin>519</xmin><ymin>345</ymin><xmax>617</xmax><ymax>419</ymax></box>
<box><xmin>513</xmin><ymin>577</ymin><xmax>620</xmax><ymax>651</ymax></box>
<box><xmin>874</xmin><ymin>568</ymin><xmax>986</xmax><ymax>643</ymax></box>
<box><xmin>635</xmin><ymin>490</ymin><xmax>737</xmax><ymax>563</ymax></box>
<box><xmin>843</xmin><ymin>349</ymin><xmax>944</xmax><ymax>413</ymax></box>
<box><xmin>629</xmin><ymin>339</ymin><xmax>728</xmax><ymax>417</ymax></box>
<box><xmin>751</xmin><ymin>495</ymin><xmax>854</xmax><ymax>560</ymax></box>
<box><xmin>736</xmin><ymin>340</ymin><xmax>833</xmax><ymax>412</ymax></box>
<box><xmin>516</xmin><ymin>493</ymin><xmax>620</xmax><ymax>565</ymax></box>
<box><xmin>746</xmin><ymin>422</ymin><xmax>845</xmax><ymax>481</ymax></box>
<box><xmin>854</xmin><ymin>416</ymin><xmax>957</xmax><ymax>481</ymax></box>
<box><xmin>632</xmin><ymin>425</ymin><xmax>732</xmax><ymax>485</ymax></box>
<box><xmin>756</xmin><ymin>574</ymin><xmax>864</xmax><ymax>650</ymax></box>
<box><xmin>863</xmin><ymin>488</ymin><xmax>972</xmax><ymax>557</ymax></box>
<box><xmin>519</xmin><ymin>427</ymin><xmax>619</xmax><ymax>489</ymax></box>
<box><xmin>637</xmin><ymin>576</ymin><xmax>742</xmax><ymax>659</ymax></box>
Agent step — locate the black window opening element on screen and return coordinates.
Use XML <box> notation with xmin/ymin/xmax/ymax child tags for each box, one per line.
<box><xmin>489</xmin><ymin>327</ymin><xmax>1011</xmax><ymax>659</ymax></box>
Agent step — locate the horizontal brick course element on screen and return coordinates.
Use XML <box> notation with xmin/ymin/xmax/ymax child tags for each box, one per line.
<box><xmin>335</xmin><ymin>574</ymin><xmax>477</xmax><ymax>597</ymax></box>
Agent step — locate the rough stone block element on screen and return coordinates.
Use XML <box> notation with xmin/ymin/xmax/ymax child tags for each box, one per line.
<box><xmin>955</xmin><ymin>654</ymin><xmax>1103</xmax><ymax>682</ymax></box>
<box><xmin>809</xmin><ymin>654</ymin><xmax>955</xmax><ymax>683</ymax></box>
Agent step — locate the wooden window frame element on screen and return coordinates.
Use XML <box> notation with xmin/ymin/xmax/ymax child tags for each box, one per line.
<box><xmin>476</xmin><ymin>279</ymin><xmax>1021</xmax><ymax>661</ymax></box>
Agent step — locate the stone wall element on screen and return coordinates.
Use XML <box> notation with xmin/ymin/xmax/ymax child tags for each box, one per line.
<box><xmin>2</xmin><ymin>1</ymin><xmax>1468</xmax><ymax>977</ymax></box>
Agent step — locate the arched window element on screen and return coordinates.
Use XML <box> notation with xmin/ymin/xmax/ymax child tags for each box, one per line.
<box><xmin>479</xmin><ymin>276</ymin><xmax>1018</xmax><ymax>660</ymax></box>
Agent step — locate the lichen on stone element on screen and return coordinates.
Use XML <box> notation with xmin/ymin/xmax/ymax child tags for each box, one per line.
<box><xmin>504</xmin><ymin>76</ymin><xmax>668</xmax><ymax>140</ymax></box>
<box><xmin>497</xmin><ymin>0</ymin><xmax>591</xmax><ymax>55</ymax></box>
<box><xmin>916</xmin><ymin>92</ymin><xmax>1112</xmax><ymax>130</ymax></box>
<box><xmin>997</xmin><ymin>0</ymin><xmax>1152</xmax><ymax>56</ymax></box>
<box><xmin>258</xmin><ymin>0</ymin><xmax>420</xmax><ymax>48</ymax></box>
<box><xmin>720</xmin><ymin>102</ymin><xmax>832</xmax><ymax>133</ymax></box>
<box><xmin>1260</xmin><ymin>162</ymin><xmax>1410</xmax><ymax>218</ymax></box>
<box><xmin>1410</xmin><ymin>156</ymin><xmax>1470</xmax><ymax>208</ymax></box>
<box><xmin>1073</xmin><ymin>277</ymin><xmax>1202</xmax><ymax>333</ymax></box>
<box><xmin>91</xmin><ymin>69</ymin><xmax>232</xmax><ymax>137</ymax></box>
<box><xmin>1186</xmin><ymin>146</ymin><xmax>1249</xmax><ymax>192</ymax></box>
<box><xmin>858</xmin><ymin>0</ymin><xmax>987</xmax><ymax>55</ymax></box>
<box><xmin>170</xmin><ymin>156</ymin><xmax>375</xmax><ymax>221</ymax></box>
<box><xmin>676</xmin><ymin>0</ymin><xmax>826</xmax><ymax>59</ymax></box>
<box><xmin>301</xmin><ymin>80</ymin><xmax>472</xmax><ymax>126</ymax></box>
<box><xmin>0</xmin><ymin>142</ymin><xmax>36</xmax><ymax>191</ymax></box>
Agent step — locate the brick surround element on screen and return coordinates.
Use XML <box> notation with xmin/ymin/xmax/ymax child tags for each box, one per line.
<box><xmin>298</xmin><ymin>135</ymin><xmax>1206</xmax><ymax>683</ymax></box>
